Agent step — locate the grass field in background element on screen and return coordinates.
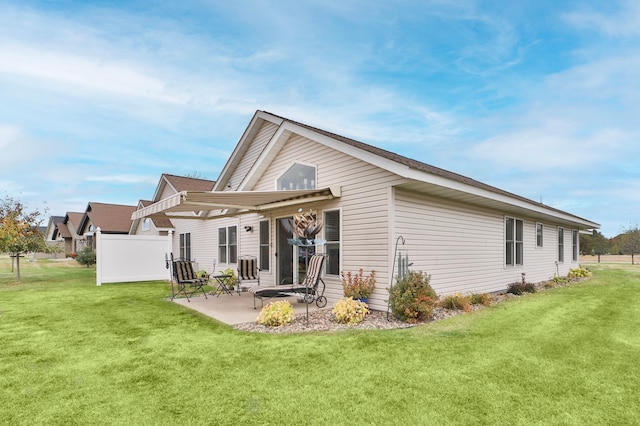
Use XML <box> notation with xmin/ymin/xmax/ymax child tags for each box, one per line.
<box><xmin>1</xmin><ymin>257</ymin><xmax>638</xmax><ymax>425</ymax></box>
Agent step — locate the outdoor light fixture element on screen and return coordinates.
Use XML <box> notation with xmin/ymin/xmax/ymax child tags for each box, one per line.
<box><xmin>244</xmin><ymin>226</ymin><xmax>253</xmax><ymax>232</ymax></box>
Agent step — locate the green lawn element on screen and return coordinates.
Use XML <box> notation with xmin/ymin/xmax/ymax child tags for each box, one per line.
<box><xmin>1</xmin><ymin>258</ymin><xmax>638</xmax><ymax>425</ymax></box>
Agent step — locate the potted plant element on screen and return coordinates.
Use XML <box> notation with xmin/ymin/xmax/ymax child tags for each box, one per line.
<box><xmin>341</xmin><ymin>269</ymin><xmax>376</xmax><ymax>304</ymax></box>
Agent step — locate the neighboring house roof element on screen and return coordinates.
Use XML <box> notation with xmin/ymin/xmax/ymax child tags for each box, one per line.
<box><xmin>140</xmin><ymin>200</ymin><xmax>174</xmax><ymax>228</ymax></box>
<box><xmin>65</xmin><ymin>212</ymin><xmax>85</xmax><ymax>231</ymax></box>
<box><xmin>49</xmin><ymin>216</ymin><xmax>65</xmax><ymax>226</ymax></box>
<box><xmin>78</xmin><ymin>202</ymin><xmax>137</xmax><ymax>234</ymax></box>
<box><xmin>153</xmin><ymin>173</ymin><xmax>215</xmax><ymax>201</ymax></box>
<box><xmin>130</xmin><ymin>174</ymin><xmax>215</xmax><ymax>232</ymax></box>
<box><xmin>46</xmin><ymin>215</ymin><xmax>65</xmax><ymax>240</ymax></box>
<box><xmin>56</xmin><ymin>222</ymin><xmax>72</xmax><ymax>239</ymax></box>
<box><xmin>129</xmin><ymin>199</ymin><xmax>175</xmax><ymax>234</ymax></box>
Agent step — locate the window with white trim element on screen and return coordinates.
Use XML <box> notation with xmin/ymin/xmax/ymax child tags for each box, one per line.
<box><xmin>142</xmin><ymin>218</ymin><xmax>151</xmax><ymax>232</ymax></box>
<box><xmin>506</xmin><ymin>217</ymin><xmax>524</xmax><ymax>266</ymax></box>
<box><xmin>277</xmin><ymin>163</ymin><xmax>316</xmax><ymax>190</ymax></box>
<box><xmin>218</xmin><ymin>226</ymin><xmax>237</xmax><ymax>264</ymax></box>
<box><xmin>572</xmin><ymin>229</ymin><xmax>579</xmax><ymax>262</ymax></box>
<box><xmin>324</xmin><ymin>210</ymin><xmax>340</xmax><ymax>275</ymax></box>
<box><xmin>179</xmin><ymin>233</ymin><xmax>191</xmax><ymax>260</ymax></box>
<box><xmin>558</xmin><ymin>228</ymin><xmax>564</xmax><ymax>262</ymax></box>
<box><xmin>536</xmin><ymin>223</ymin><xmax>544</xmax><ymax>248</ymax></box>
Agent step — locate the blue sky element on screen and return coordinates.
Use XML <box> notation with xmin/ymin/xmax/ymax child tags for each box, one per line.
<box><xmin>1</xmin><ymin>0</ymin><xmax>638</xmax><ymax>237</ymax></box>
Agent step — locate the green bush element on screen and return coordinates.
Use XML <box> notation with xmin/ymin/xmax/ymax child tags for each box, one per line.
<box><xmin>471</xmin><ymin>293</ymin><xmax>492</xmax><ymax>306</ymax></box>
<box><xmin>332</xmin><ymin>297</ymin><xmax>369</xmax><ymax>325</ymax></box>
<box><xmin>75</xmin><ymin>248</ymin><xmax>96</xmax><ymax>267</ymax></box>
<box><xmin>341</xmin><ymin>269</ymin><xmax>376</xmax><ymax>299</ymax></box>
<box><xmin>568</xmin><ymin>267</ymin><xmax>592</xmax><ymax>279</ymax></box>
<box><xmin>506</xmin><ymin>282</ymin><xmax>536</xmax><ymax>295</ymax></box>
<box><xmin>389</xmin><ymin>270</ymin><xmax>437</xmax><ymax>323</ymax></box>
<box><xmin>439</xmin><ymin>293</ymin><xmax>472</xmax><ymax>312</ymax></box>
<box><xmin>257</xmin><ymin>301</ymin><xmax>295</xmax><ymax>327</ymax></box>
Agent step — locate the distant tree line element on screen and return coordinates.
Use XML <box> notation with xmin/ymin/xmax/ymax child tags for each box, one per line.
<box><xmin>581</xmin><ymin>224</ymin><xmax>640</xmax><ymax>264</ymax></box>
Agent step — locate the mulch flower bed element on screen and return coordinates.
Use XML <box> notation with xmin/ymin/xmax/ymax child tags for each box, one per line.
<box><xmin>233</xmin><ymin>277</ymin><xmax>588</xmax><ymax>334</ymax></box>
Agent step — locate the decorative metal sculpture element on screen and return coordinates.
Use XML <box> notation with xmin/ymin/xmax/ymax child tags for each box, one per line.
<box><xmin>283</xmin><ymin>209</ymin><xmax>326</xmax><ymax>325</ymax></box>
<box><xmin>283</xmin><ymin>210</ymin><xmax>325</xmax><ymax>247</ymax></box>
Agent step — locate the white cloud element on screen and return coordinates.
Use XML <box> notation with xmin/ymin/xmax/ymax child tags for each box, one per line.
<box><xmin>0</xmin><ymin>43</ymin><xmax>186</xmax><ymax>104</ymax></box>
<box><xmin>84</xmin><ymin>175</ymin><xmax>158</xmax><ymax>185</ymax></box>
<box><xmin>563</xmin><ymin>0</ymin><xmax>640</xmax><ymax>37</ymax></box>
<box><xmin>472</xmin><ymin>121</ymin><xmax>627</xmax><ymax>171</ymax></box>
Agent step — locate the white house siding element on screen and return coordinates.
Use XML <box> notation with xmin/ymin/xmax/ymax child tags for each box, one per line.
<box><xmin>249</xmin><ymin>133</ymin><xmax>406</xmax><ymax>310</ymax></box>
<box><xmin>393</xmin><ymin>188</ymin><xmax>580</xmax><ymax>297</ymax></box>
<box><xmin>227</xmin><ymin>121</ymin><xmax>279</xmax><ymax>191</ymax></box>
<box><xmin>159</xmin><ymin>184</ymin><xmax>177</xmax><ymax>201</ymax></box>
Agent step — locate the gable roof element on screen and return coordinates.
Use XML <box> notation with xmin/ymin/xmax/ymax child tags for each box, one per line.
<box><xmin>49</xmin><ymin>215</ymin><xmax>65</xmax><ymax>225</ymax></box>
<box><xmin>215</xmin><ymin>110</ymin><xmax>599</xmax><ymax>230</ymax></box>
<box><xmin>64</xmin><ymin>212</ymin><xmax>84</xmax><ymax>230</ymax></box>
<box><xmin>136</xmin><ymin>110</ymin><xmax>598</xmax><ymax>230</ymax></box>
<box><xmin>129</xmin><ymin>199</ymin><xmax>174</xmax><ymax>234</ymax></box>
<box><xmin>140</xmin><ymin>200</ymin><xmax>174</xmax><ymax>228</ymax></box>
<box><xmin>152</xmin><ymin>173</ymin><xmax>215</xmax><ymax>201</ymax></box>
<box><xmin>45</xmin><ymin>215</ymin><xmax>65</xmax><ymax>240</ymax></box>
<box><xmin>55</xmin><ymin>221</ymin><xmax>72</xmax><ymax>238</ymax></box>
<box><xmin>78</xmin><ymin>202</ymin><xmax>137</xmax><ymax>234</ymax></box>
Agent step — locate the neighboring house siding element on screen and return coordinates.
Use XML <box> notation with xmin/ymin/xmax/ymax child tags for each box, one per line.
<box><xmin>393</xmin><ymin>188</ymin><xmax>578</xmax><ymax>297</ymax></box>
<box><xmin>159</xmin><ymin>185</ymin><xmax>176</xmax><ymax>200</ymax></box>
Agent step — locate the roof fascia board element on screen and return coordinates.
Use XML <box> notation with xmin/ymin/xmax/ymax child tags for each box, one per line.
<box><xmin>213</xmin><ymin>111</ymin><xmax>284</xmax><ymax>192</ymax></box>
<box><xmin>77</xmin><ymin>203</ymin><xmax>91</xmax><ymax>234</ymax></box>
<box><xmin>399</xmin><ymin>167</ymin><xmax>600</xmax><ymax>228</ymax></box>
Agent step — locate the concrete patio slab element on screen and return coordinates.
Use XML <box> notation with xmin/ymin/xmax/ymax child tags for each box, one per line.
<box><xmin>172</xmin><ymin>292</ymin><xmax>321</xmax><ymax>325</ymax></box>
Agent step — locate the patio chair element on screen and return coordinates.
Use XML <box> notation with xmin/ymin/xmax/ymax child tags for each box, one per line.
<box><xmin>171</xmin><ymin>257</ymin><xmax>208</xmax><ymax>302</ymax></box>
<box><xmin>237</xmin><ymin>255</ymin><xmax>260</xmax><ymax>291</ymax></box>
<box><xmin>248</xmin><ymin>254</ymin><xmax>327</xmax><ymax>309</ymax></box>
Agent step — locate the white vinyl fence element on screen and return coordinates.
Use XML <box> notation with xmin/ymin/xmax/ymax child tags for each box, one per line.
<box><xmin>96</xmin><ymin>228</ymin><xmax>172</xmax><ymax>286</ymax></box>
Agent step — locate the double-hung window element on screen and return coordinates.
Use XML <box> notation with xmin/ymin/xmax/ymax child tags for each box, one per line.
<box><xmin>324</xmin><ymin>210</ymin><xmax>340</xmax><ymax>275</ymax></box>
<box><xmin>536</xmin><ymin>223</ymin><xmax>544</xmax><ymax>248</ymax></box>
<box><xmin>218</xmin><ymin>226</ymin><xmax>237</xmax><ymax>264</ymax></box>
<box><xmin>179</xmin><ymin>233</ymin><xmax>191</xmax><ymax>260</ymax></box>
<box><xmin>506</xmin><ymin>217</ymin><xmax>524</xmax><ymax>266</ymax></box>
<box><xmin>572</xmin><ymin>230</ymin><xmax>578</xmax><ymax>262</ymax></box>
<box><xmin>558</xmin><ymin>228</ymin><xmax>564</xmax><ymax>262</ymax></box>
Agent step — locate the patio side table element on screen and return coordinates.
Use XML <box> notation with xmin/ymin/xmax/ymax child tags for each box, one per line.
<box><xmin>210</xmin><ymin>274</ymin><xmax>234</xmax><ymax>296</ymax></box>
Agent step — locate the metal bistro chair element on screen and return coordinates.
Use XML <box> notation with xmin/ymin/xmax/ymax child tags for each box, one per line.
<box><xmin>170</xmin><ymin>256</ymin><xmax>208</xmax><ymax>302</ymax></box>
<box><xmin>237</xmin><ymin>255</ymin><xmax>260</xmax><ymax>292</ymax></box>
